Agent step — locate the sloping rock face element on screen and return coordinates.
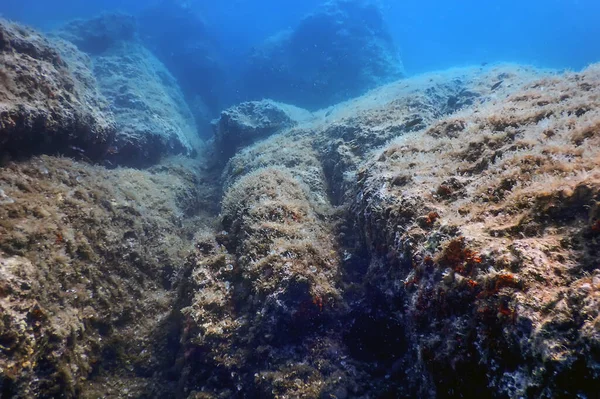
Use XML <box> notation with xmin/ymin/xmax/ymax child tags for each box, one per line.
<box><xmin>212</xmin><ymin>100</ymin><xmax>312</xmax><ymax>160</ymax></box>
<box><xmin>315</xmin><ymin>65</ymin><xmax>545</xmax><ymax>204</ymax></box>
<box><xmin>57</xmin><ymin>14</ymin><xmax>202</xmax><ymax>167</ymax></box>
<box><xmin>242</xmin><ymin>0</ymin><xmax>404</xmax><ymax>110</ymax></box>
<box><xmin>350</xmin><ymin>65</ymin><xmax>600</xmax><ymax>398</ymax></box>
<box><xmin>0</xmin><ymin>19</ymin><xmax>115</xmax><ymax>160</ymax></box>
<box><xmin>92</xmin><ymin>42</ymin><xmax>201</xmax><ymax>166</ymax></box>
<box><xmin>0</xmin><ymin>155</ymin><xmax>217</xmax><ymax>397</ymax></box>
<box><xmin>3</xmin><ymin>20</ymin><xmax>600</xmax><ymax>398</ymax></box>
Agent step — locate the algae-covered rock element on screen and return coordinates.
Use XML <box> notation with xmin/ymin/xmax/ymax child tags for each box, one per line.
<box><xmin>212</xmin><ymin>99</ymin><xmax>312</xmax><ymax>160</ymax></box>
<box><xmin>175</xmin><ymin>64</ymin><xmax>600</xmax><ymax>398</ymax></box>
<box><xmin>57</xmin><ymin>14</ymin><xmax>203</xmax><ymax>167</ymax></box>
<box><xmin>3</xmin><ymin>18</ymin><xmax>600</xmax><ymax>397</ymax></box>
<box><xmin>242</xmin><ymin>0</ymin><xmax>404</xmax><ymax>109</ymax></box>
<box><xmin>0</xmin><ymin>155</ymin><xmax>216</xmax><ymax>397</ymax></box>
<box><xmin>93</xmin><ymin>42</ymin><xmax>202</xmax><ymax>166</ymax></box>
<box><xmin>313</xmin><ymin>64</ymin><xmax>547</xmax><ymax>203</ymax></box>
<box><xmin>0</xmin><ymin>19</ymin><xmax>116</xmax><ymax>160</ymax></box>
<box><xmin>348</xmin><ymin>64</ymin><xmax>600</xmax><ymax>397</ymax></box>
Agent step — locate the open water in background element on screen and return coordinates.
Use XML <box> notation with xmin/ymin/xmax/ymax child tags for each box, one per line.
<box><xmin>1</xmin><ymin>0</ymin><xmax>598</xmax><ymax>75</ymax></box>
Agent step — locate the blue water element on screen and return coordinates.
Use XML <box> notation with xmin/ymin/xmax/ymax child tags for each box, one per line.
<box><xmin>2</xmin><ymin>0</ymin><xmax>598</xmax><ymax>73</ymax></box>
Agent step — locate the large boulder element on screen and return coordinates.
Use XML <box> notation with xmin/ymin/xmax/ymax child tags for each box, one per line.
<box><xmin>0</xmin><ymin>155</ymin><xmax>215</xmax><ymax>397</ymax></box>
<box><xmin>345</xmin><ymin>65</ymin><xmax>600</xmax><ymax>397</ymax></box>
<box><xmin>57</xmin><ymin>14</ymin><xmax>203</xmax><ymax>166</ymax></box>
<box><xmin>242</xmin><ymin>0</ymin><xmax>405</xmax><ymax>110</ymax></box>
<box><xmin>212</xmin><ymin>99</ymin><xmax>312</xmax><ymax>160</ymax></box>
<box><xmin>0</xmin><ymin>19</ymin><xmax>115</xmax><ymax>160</ymax></box>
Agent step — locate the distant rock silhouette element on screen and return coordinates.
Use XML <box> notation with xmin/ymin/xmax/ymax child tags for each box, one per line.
<box><xmin>242</xmin><ymin>0</ymin><xmax>405</xmax><ymax>110</ymax></box>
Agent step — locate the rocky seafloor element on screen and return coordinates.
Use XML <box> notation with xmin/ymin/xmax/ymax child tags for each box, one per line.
<box><xmin>1</xmin><ymin>11</ymin><xmax>600</xmax><ymax>399</ymax></box>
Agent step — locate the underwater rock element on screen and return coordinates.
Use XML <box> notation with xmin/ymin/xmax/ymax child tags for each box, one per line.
<box><xmin>54</xmin><ymin>13</ymin><xmax>137</xmax><ymax>55</ymax></box>
<box><xmin>313</xmin><ymin>64</ymin><xmax>547</xmax><ymax>204</ymax></box>
<box><xmin>348</xmin><ymin>64</ymin><xmax>600</xmax><ymax>397</ymax></box>
<box><xmin>138</xmin><ymin>1</ymin><xmax>225</xmax><ymax>136</ymax></box>
<box><xmin>173</xmin><ymin>63</ymin><xmax>600</xmax><ymax>398</ymax></box>
<box><xmin>176</xmin><ymin>151</ymin><xmax>351</xmax><ymax>398</ymax></box>
<box><xmin>3</xmin><ymin>17</ymin><xmax>600</xmax><ymax>396</ymax></box>
<box><xmin>58</xmin><ymin>15</ymin><xmax>203</xmax><ymax>166</ymax></box>
<box><xmin>212</xmin><ymin>99</ymin><xmax>312</xmax><ymax>160</ymax></box>
<box><xmin>0</xmin><ymin>19</ymin><xmax>116</xmax><ymax>160</ymax></box>
<box><xmin>0</xmin><ymin>155</ymin><xmax>216</xmax><ymax>397</ymax></box>
<box><xmin>242</xmin><ymin>0</ymin><xmax>404</xmax><ymax>110</ymax></box>
<box><xmin>93</xmin><ymin>43</ymin><xmax>202</xmax><ymax>166</ymax></box>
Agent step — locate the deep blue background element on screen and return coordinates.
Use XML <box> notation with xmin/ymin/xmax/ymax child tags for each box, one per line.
<box><xmin>1</xmin><ymin>0</ymin><xmax>599</xmax><ymax>74</ymax></box>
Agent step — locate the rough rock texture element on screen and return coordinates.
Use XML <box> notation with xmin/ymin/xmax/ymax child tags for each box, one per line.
<box><xmin>0</xmin><ymin>155</ymin><xmax>217</xmax><ymax>397</ymax></box>
<box><xmin>349</xmin><ymin>64</ymin><xmax>600</xmax><ymax>398</ymax></box>
<box><xmin>93</xmin><ymin>42</ymin><xmax>202</xmax><ymax>166</ymax></box>
<box><xmin>0</xmin><ymin>19</ymin><xmax>115</xmax><ymax>160</ymax></box>
<box><xmin>212</xmin><ymin>100</ymin><xmax>312</xmax><ymax>161</ymax></box>
<box><xmin>58</xmin><ymin>14</ymin><xmax>203</xmax><ymax>167</ymax></box>
<box><xmin>315</xmin><ymin>65</ymin><xmax>546</xmax><ymax>204</ymax></box>
<box><xmin>242</xmin><ymin>0</ymin><xmax>404</xmax><ymax>110</ymax></box>
<box><xmin>3</xmin><ymin>21</ymin><xmax>600</xmax><ymax>397</ymax></box>
<box><xmin>138</xmin><ymin>1</ymin><xmax>225</xmax><ymax>136</ymax></box>
<box><xmin>168</xmin><ymin>65</ymin><xmax>549</xmax><ymax>398</ymax></box>
<box><xmin>169</xmin><ymin>64</ymin><xmax>600</xmax><ymax>399</ymax></box>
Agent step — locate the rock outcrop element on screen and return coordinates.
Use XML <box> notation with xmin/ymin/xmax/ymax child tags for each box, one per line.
<box><xmin>242</xmin><ymin>0</ymin><xmax>404</xmax><ymax>110</ymax></box>
<box><xmin>57</xmin><ymin>14</ymin><xmax>203</xmax><ymax>167</ymax></box>
<box><xmin>55</xmin><ymin>13</ymin><xmax>137</xmax><ymax>55</ymax></box>
<box><xmin>0</xmin><ymin>19</ymin><xmax>115</xmax><ymax>160</ymax></box>
<box><xmin>3</xmin><ymin>17</ymin><xmax>600</xmax><ymax>398</ymax></box>
<box><xmin>349</xmin><ymin>64</ymin><xmax>600</xmax><ymax>398</ymax></box>
<box><xmin>0</xmin><ymin>155</ymin><xmax>217</xmax><ymax>397</ymax></box>
<box><xmin>173</xmin><ymin>64</ymin><xmax>600</xmax><ymax>398</ymax></box>
<box><xmin>212</xmin><ymin>100</ymin><xmax>312</xmax><ymax>161</ymax></box>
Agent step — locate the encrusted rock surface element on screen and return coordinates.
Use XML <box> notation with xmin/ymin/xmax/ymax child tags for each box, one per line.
<box><xmin>2</xmin><ymin>19</ymin><xmax>600</xmax><ymax>398</ymax></box>
<box><xmin>348</xmin><ymin>64</ymin><xmax>600</xmax><ymax>397</ymax></box>
<box><xmin>0</xmin><ymin>19</ymin><xmax>115</xmax><ymax>160</ymax></box>
<box><xmin>58</xmin><ymin>14</ymin><xmax>203</xmax><ymax>167</ymax></box>
<box><xmin>212</xmin><ymin>100</ymin><xmax>312</xmax><ymax>161</ymax></box>
<box><xmin>242</xmin><ymin>0</ymin><xmax>404</xmax><ymax>110</ymax></box>
<box><xmin>173</xmin><ymin>64</ymin><xmax>600</xmax><ymax>398</ymax></box>
<box><xmin>0</xmin><ymin>155</ymin><xmax>217</xmax><ymax>397</ymax></box>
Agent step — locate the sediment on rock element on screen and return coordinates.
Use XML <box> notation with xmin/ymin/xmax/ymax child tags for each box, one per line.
<box><xmin>175</xmin><ymin>132</ymin><xmax>360</xmax><ymax>396</ymax></box>
<box><xmin>311</xmin><ymin>64</ymin><xmax>549</xmax><ymax>204</ymax></box>
<box><xmin>348</xmin><ymin>64</ymin><xmax>600</xmax><ymax>397</ymax></box>
<box><xmin>0</xmin><ymin>19</ymin><xmax>116</xmax><ymax>161</ymax></box>
<box><xmin>0</xmin><ymin>155</ymin><xmax>217</xmax><ymax>397</ymax></box>
<box><xmin>212</xmin><ymin>100</ymin><xmax>312</xmax><ymax>162</ymax></box>
<box><xmin>3</xmin><ymin>17</ymin><xmax>600</xmax><ymax>397</ymax></box>
<box><xmin>173</xmin><ymin>63</ymin><xmax>574</xmax><ymax>398</ymax></box>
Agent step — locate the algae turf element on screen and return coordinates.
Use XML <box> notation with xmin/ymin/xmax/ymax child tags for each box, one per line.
<box><xmin>173</xmin><ymin>64</ymin><xmax>600</xmax><ymax>398</ymax></box>
<box><xmin>1</xmin><ymin>12</ymin><xmax>600</xmax><ymax>396</ymax></box>
<box><xmin>0</xmin><ymin>155</ymin><xmax>217</xmax><ymax>398</ymax></box>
